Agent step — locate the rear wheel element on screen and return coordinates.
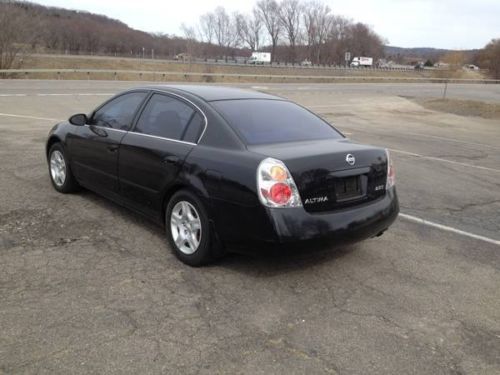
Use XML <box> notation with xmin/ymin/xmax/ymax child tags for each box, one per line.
<box><xmin>48</xmin><ymin>143</ymin><xmax>79</xmax><ymax>193</ymax></box>
<box><xmin>166</xmin><ymin>190</ymin><xmax>215</xmax><ymax>266</ymax></box>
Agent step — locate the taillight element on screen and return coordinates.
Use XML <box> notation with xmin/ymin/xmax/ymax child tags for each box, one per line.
<box><xmin>270</xmin><ymin>183</ymin><xmax>292</xmax><ymax>204</ymax></box>
<box><xmin>257</xmin><ymin>158</ymin><xmax>302</xmax><ymax>208</ymax></box>
<box><xmin>386</xmin><ymin>149</ymin><xmax>395</xmax><ymax>189</ymax></box>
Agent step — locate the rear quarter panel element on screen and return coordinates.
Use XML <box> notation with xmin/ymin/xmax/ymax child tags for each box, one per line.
<box><xmin>186</xmin><ymin>145</ymin><xmax>279</xmax><ymax>244</ymax></box>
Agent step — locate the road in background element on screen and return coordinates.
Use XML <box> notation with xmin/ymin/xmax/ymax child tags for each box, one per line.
<box><xmin>0</xmin><ymin>80</ymin><xmax>499</xmax><ymax>374</ymax></box>
<box><xmin>262</xmin><ymin>82</ymin><xmax>500</xmax><ymax>102</ymax></box>
<box><xmin>0</xmin><ymin>80</ymin><xmax>499</xmax><ymax>102</ymax></box>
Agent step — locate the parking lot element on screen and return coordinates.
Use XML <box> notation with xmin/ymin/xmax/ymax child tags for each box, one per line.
<box><xmin>0</xmin><ymin>80</ymin><xmax>499</xmax><ymax>374</ymax></box>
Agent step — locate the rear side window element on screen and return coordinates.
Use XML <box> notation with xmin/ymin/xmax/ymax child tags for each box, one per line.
<box><xmin>212</xmin><ymin>99</ymin><xmax>343</xmax><ymax>145</ymax></box>
<box><xmin>183</xmin><ymin>112</ymin><xmax>205</xmax><ymax>143</ymax></box>
<box><xmin>135</xmin><ymin>94</ymin><xmax>195</xmax><ymax>140</ymax></box>
<box><xmin>91</xmin><ymin>92</ymin><xmax>147</xmax><ymax>130</ymax></box>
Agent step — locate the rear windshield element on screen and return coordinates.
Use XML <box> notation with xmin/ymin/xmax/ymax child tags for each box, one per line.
<box><xmin>212</xmin><ymin>99</ymin><xmax>343</xmax><ymax>145</ymax></box>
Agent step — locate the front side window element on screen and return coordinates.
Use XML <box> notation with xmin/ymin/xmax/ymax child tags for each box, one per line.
<box><xmin>212</xmin><ymin>99</ymin><xmax>343</xmax><ymax>145</ymax></box>
<box><xmin>91</xmin><ymin>92</ymin><xmax>147</xmax><ymax>130</ymax></box>
<box><xmin>134</xmin><ymin>94</ymin><xmax>196</xmax><ymax>140</ymax></box>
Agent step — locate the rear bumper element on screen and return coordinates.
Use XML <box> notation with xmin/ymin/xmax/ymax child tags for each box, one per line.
<box><xmin>268</xmin><ymin>188</ymin><xmax>399</xmax><ymax>244</ymax></box>
<box><xmin>214</xmin><ymin>188</ymin><xmax>399</xmax><ymax>251</ymax></box>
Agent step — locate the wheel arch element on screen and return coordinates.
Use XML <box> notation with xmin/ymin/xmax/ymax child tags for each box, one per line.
<box><xmin>46</xmin><ymin>135</ymin><xmax>62</xmax><ymax>158</ymax></box>
<box><xmin>161</xmin><ymin>181</ymin><xmax>211</xmax><ymax>225</ymax></box>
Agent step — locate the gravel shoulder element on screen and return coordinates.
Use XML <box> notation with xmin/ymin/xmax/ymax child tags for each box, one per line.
<box><xmin>410</xmin><ymin>97</ymin><xmax>500</xmax><ymax>120</ymax></box>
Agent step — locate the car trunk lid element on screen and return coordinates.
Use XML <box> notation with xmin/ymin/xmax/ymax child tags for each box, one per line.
<box><xmin>249</xmin><ymin>139</ymin><xmax>388</xmax><ymax>213</ymax></box>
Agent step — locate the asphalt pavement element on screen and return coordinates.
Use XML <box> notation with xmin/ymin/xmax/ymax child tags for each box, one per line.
<box><xmin>0</xmin><ymin>80</ymin><xmax>499</xmax><ymax>374</ymax></box>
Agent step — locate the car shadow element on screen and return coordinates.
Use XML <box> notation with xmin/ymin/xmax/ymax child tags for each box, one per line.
<box><xmin>76</xmin><ymin>189</ymin><xmax>359</xmax><ymax>275</ymax></box>
<box><xmin>76</xmin><ymin>188</ymin><xmax>161</xmax><ymax>231</ymax></box>
<box><xmin>212</xmin><ymin>243</ymin><xmax>359</xmax><ymax>277</ymax></box>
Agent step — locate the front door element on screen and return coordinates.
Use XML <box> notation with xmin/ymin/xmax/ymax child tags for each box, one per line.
<box><xmin>70</xmin><ymin>91</ymin><xmax>148</xmax><ymax>196</ymax></box>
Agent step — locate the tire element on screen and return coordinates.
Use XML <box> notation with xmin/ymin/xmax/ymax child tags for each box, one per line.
<box><xmin>165</xmin><ymin>190</ymin><xmax>216</xmax><ymax>266</ymax></box>
<box><xmin>48</xmin><ymin>143</ymin><xmax>79</xmax><ymax>193</ymax></box>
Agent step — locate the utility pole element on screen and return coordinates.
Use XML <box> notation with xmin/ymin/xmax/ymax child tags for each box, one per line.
<box><xmin>443</xmin><ymin>81</ymin><xmax>448</xmax><ymax>99</ymax></box>
<box><xmin>345</xmin><ymin>52</ymin><xmax>351</xmax><ymax>68</ymax></box>
<box><xmin>152</xmin><ymin>49</ymin><xmax>154</xmax><ymax>59</ymax></box>
<box><xmin>142</xmin><ymin>47</ymin><xmax>145</xmax><ymax>59</ymax></box>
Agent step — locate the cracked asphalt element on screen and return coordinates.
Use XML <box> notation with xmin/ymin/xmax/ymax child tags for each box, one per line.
<box><xmin>0</xmin><ymin>80</ymin><xmax>499</xmax><ymax>374</ymax></box>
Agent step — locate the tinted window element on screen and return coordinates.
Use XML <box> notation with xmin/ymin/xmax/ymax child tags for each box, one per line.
<box><xmin>135</xmin><ymin>94</ymin><xmax>195</xmax><ymax>140</ymax></box>
<box><xmin>183</xmin><ymin>112</ymin><xmax>205</xmax><ymax>143</ymax></box>
<box><xmin>212</xmin><ymin>99</ymin><xmax>343</xmax><ymax>145</ymax></box>
<box><xmin>91</xmin><ymin>92</ymin><xmax>147</xmax><ymax>130</ymax></box>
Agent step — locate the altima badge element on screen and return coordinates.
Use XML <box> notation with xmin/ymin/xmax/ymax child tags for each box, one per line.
<box><xmin>346</xmin><ymin>154</ymin><xmax>355</xmax><ymax>166</ymax></box>
<box><xmin>305</xmin><ymin>197</ymin><xmax>329</xmax><ymax>204</ymax></box>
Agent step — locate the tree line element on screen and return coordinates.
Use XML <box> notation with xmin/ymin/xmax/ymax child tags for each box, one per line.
<box><xmin>0</xmin><ymin>0</ymin><xmax>384</xmax><ymax>67</ymax></box>
<box><xmin>477</xmin><ymin>39</ymin><xmax>500</xmax><ymax>79</ymax></box>
<box><xmin>185</xmin><ymin>0</ymin><xmax>385</xmax><ymax>64</ymax></box>
<box><xmin>0</xmin><ymin>0</ymin><xmax>197</xmax><ymax>68</ymax></box>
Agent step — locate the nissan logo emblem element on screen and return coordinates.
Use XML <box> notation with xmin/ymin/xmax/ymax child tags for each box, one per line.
<box><xmin>346</xmin><ymin>154</ymin><xmax>355</xmax><ymax>166</ymax></box>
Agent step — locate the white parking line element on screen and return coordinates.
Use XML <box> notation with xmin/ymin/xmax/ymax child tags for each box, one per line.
<box><xmin>334</xmin><ymin>124</ymin><xmax>500</xmax><ymax>151</ymax></box>
<box><xmin>390</xmin><ymin>148</ymin><xmax>500</xmax><ymax>174</ymax></box>
<box><xmin>402</xmin><ymin>131</ymin><xmax>500</xmax><ymax>150</ymax></box>
<box><xmin>308</xmin><ymin>104</ymin><xmax>353</xmax><ymax>108</ymax></box>
<box><xmin>35</xmin><ymin>93</ymin><xmax>113</xmax><ymax>97</ymax></box>
<box><xmin>1</xmin><ymin>106</ymin><xmax>498</xmax><ymax>247</ymax></box>
<box><xmin>0</xmin><ymin>112</ymin><xmax>61</xmax><ymax>121</ymax></box>
<box><xmin>0</xmin><ymin>93</ymin><xmax>112</xmax><ymax>97</ymax></box>
<box><xmin>399</xmin><ymin>213</ymin><xmax>500</xmax><ymax>246</ymax></box>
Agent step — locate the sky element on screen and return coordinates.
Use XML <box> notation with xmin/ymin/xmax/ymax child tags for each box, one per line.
<box><xmin>34</xmin><ymin>0</ymin><xmax>500</xmax><ymax>49</ymax></box>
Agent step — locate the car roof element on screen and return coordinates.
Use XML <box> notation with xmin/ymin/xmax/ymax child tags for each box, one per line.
<box><xmin>140</xmin><ymin>84</ymin><xmax>281</xmax><ymax>102</ymax></box>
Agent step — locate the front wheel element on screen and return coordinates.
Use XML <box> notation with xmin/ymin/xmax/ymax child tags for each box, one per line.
<box><xmin>166</xmin><ymin>190</ymin><xmax>215</xmax><ymax>266</ymax></box>
<box><xmin>48</xmin><ymin>143</ymin><xmax>79</xmax><ymax>193</ymax></box>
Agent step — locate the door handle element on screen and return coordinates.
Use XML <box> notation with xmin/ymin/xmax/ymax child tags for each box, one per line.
<box><xmin>107</xmin><ymin>144</ymin><xmax>119</xmax><ymax>153</ymax></box>
<box><xmin>163</xmin><ymin>156</ymin><xmax>180</xmax><ymax>165</ymax></box>
<box><xmin>89</xmin><ymin>125</ymin><xmax>108</xmax><ymax>137</ymax></box>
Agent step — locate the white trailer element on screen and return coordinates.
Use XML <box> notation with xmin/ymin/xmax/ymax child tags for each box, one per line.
<box><xmin>350</xmin><ymin>56</ymin><xmax>373</xmax><ymax>68</ymax></box>
<box><xmin>248</xmin><ymin>52</ymin><xmax>271</xmax><ymax>65</ymax></box>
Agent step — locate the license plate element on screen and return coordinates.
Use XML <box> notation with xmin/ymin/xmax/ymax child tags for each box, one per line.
<box><xmin>334</xmin><ymin>176</ymin><xmax>362</xmax><ymax>201</ymax></box>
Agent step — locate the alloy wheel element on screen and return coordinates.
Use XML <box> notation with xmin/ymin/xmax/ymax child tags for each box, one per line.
<box><xmin>170</xmin><ymin>201</ymin><xmax>202</xmax><ymax>255</ymax></box>
<box><xmin>50</xmin><ymin>150</ymin><xmax>66</xmax><ymax>187</ymax></box>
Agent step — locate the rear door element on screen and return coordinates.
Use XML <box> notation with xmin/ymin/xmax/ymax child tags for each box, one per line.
<box><xmin>70</xmin><ymin>91</ymin><xmax>147</xmax><ymax>196</ymax></box>
<box><xmin>118</xmin><ymin>93</ymin><xmax>205</xmax><ymax>219</ymax></box>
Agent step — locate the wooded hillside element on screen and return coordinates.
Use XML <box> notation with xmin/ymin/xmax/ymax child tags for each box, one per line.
<box><xmin>1</xmin><ymin>0</ymin><xmax>384</xmax><ymax>67</ymax></box>
<box><xmin>1</xmin><ymin>0</ymin><xmax>496</xmax><ymax>76</ymax></box>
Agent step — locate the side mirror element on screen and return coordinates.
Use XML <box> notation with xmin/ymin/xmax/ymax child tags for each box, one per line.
<box><xmin>69</xmin><ymin>113</ymin><xmax>88</xmax><ymax>126</ymax></box>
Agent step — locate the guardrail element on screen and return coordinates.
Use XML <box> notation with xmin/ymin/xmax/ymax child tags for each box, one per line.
<box><xmin>30</xmin><ymin>53</ymin><xmax>418</xmax><ymax>71</ymax></box>
<box><xmin>170</xmin><ymin>59</ymin><xmax>417</xmax><ymax>72</ymax></box>
<box><xmin>1</xmin><ymin>69</ymin><xmax>499</xmax><ymax>84</ymax></box>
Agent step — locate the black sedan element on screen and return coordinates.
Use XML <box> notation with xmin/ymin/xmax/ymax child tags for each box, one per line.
<box><xmin>46</xmin><ymin>85</ymin><xmax>399</xmax><ymax>266</ymax></box>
